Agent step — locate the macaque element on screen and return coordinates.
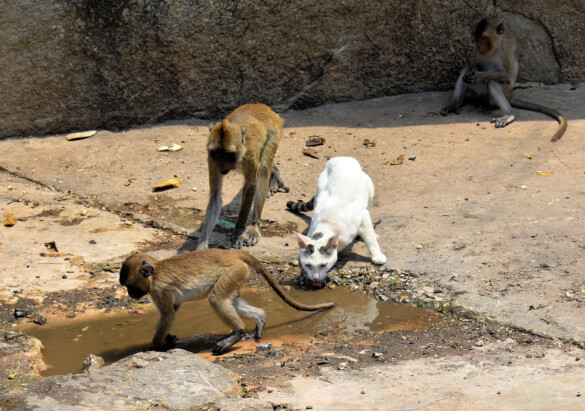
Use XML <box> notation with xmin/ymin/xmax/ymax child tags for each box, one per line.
<box><xmin>119</xmin><ymin>248</ymin><xmax>335</xmax><ymax>354</ymax></box>
<box><xmin>197</xmin><ymin>104</ymin><xmax>287</xmax><ymax>250</ymax></box>
<box><xmin>441</xmin><ymin>16</ymin><xmax>567</xmax><ymax>142</ymax></box>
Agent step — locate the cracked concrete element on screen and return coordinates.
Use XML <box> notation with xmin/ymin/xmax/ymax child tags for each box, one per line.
<box><xmin>1</xmin><ymin>85</ymin><xmax>585</xmax><ymax>409</ymax></box>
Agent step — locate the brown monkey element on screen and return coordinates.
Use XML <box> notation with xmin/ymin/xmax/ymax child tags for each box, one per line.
<box><xmin>441</xmin><ymin>16</ymin><xmax>567</xmax><ymax>142</ymax></box>
<box><xmin>197</xmin><ymin>104</ymin><xmax>287</xmax><ymax>250</ymax></box>
<box><xmin>119</xmin><ymin>248</ymin><xmax>335</xmax><ymax>354</ymax></box>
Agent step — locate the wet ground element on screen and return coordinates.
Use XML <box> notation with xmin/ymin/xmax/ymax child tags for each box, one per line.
<box><xmin>2</xmin><ymin>85</ymin><xmax>585</xmax><ymax>409</ymax></box>
<box><xmin>20</xmin><ymin>284</ymin><xmax>439</xmax><ymax>376</ymax></box>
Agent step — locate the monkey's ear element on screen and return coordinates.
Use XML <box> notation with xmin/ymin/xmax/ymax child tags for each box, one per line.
<box><xmin>139</xmin><ymin>261</ymin><xmax>155</xmax><ymax>278</ymax></box>
<box><xmin>241</xmin><ymin>126</ymin><xmax>246</xmax><ymax>145</ymax></box>
<box><xmin>328</xmin><ymin>234</ymin><xmax>339</xmax><ymax>250</ymax></box>
<box><xmin>296</xmin><ymin>232</ymin><xmax>311</xmax><ymax>249</ymax></box>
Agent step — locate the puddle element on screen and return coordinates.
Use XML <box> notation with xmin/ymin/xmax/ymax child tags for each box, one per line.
<box><xmin>23</xmin><ymin>286</ymin><xmax>439</xmax><ymax>376</ymax></box>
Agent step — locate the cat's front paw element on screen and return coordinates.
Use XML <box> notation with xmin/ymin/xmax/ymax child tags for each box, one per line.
<box><xmin>372</xmin><ymin>254</ymin><xmax>387</xmax><ymax>265</ymax></box>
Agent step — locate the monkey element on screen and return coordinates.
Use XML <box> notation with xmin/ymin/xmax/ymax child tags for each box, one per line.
<box><xmin>197</xmin><ymin>104</ymin><xmax>287</xmax><ymax>250</ymax></box>
<box><xmin>119</xmin><ymin>248</ymin><xmax>335</xmax><ymax>355</ymax></box>
<box><xmin>286</xmin><ymin>197</ymin><xmax>315</xmax><ymax>213</ymax></box>
<box><xmin>440</xmin><ymin>16</ymin><xmax>567</xmax><ymax>142</ymax></box>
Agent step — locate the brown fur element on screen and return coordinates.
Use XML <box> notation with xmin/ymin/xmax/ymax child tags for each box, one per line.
<box><xmin>441</xmin><ymin>17</ymin><xmax>567</xmax><ymax>142</ymax></box>
<box><xmin>119</xmin><ymin>248</ymin><xmax>334</xmax><ymax>354</ymax></box>
<box><xmin>198</xmin><ymin>104</ymin><xmax>287</xmax><ymax>250</ymax></box>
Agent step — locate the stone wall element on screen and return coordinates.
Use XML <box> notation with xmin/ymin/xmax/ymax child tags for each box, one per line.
<box><xmin>1</xmin><ymin>0</ymin><xmax>583</xmax><ymax>138</ymax></box>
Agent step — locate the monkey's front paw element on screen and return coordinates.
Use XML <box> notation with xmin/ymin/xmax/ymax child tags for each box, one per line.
<box><xmin>165</xmin><ymin>334</ymin><xmax>182</xmax><ymax>346</ymax></box>
<box><xmin>440</xmin><ymin>105</ymin><xmax>461</xmax><ymax>116</ymax></box>
<box><xmin>233</xmin><ymin>226</ymin><xmax>260</xmax><ymax>248</ymax></box>
<box><xmin>463</xmin><ymin>71</ymin><xmax>478</xmax><ymax>84</ymax></box>
<box><xmin>372</xmin><ymin>254</ymin><xmax>387</xmax><ymax>265</ymax></box>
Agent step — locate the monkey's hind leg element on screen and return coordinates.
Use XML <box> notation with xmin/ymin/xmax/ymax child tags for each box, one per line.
<box><xmin>268</xmin><ymin>162</ymin><xmax>289</xmax><ymax>198</ymax></box>
<box><xmin>234</xmin><ymin>297</ymin><xmax>266</xmax><ymax>339</ymax></box>
<box><xmin>488</xmin><ymin>81</ymin><xmax>515</xmax><ymax>128</ymax></box>
<box><xmin>208</xmin><ymin>274</ymin><xmax>249</xmax><ymax>354</ymax></box>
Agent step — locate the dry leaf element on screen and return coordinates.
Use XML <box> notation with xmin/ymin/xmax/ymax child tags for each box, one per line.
<box><xmin>363</xmin><ymin>139</ymin><xmax>376</xmax><ymax>148</ymax></box>
<box><xmin>125</xmin><ymin>180</ymin><xmax>132</xmax><ymax>186</ymax></box>
<box><xmin>152</xmin><ymin>177</ymin><xmax>183</xmax><ymax>191</ymax></box>
<box><xmin>302</xmin><ymin>148</ymin><xmax>319</xmax><ymax>159</ymax></box>
<box><xmin>157</xmin><ymin>143</ymin><xmax>183</xmax><ymax>152</ymax></box>
<box><xmin>66</xmin><ymin>130</ymin><xmax>97</xmax><ymax>141</ymax></box>
<box><xmin>523</xmin><ymin>153</ymin><xmax>533</xmax><ymax>159</ymax></box>
<box><xmin>4</xmin><ymin>213</ymin><xmax>17</xmax><ymax>226</ymax></box>
<box><xmin>390</xmin><ymin>154</ymin><xmax>405</xmax><ymax>165</ymax></box>
<box><xmin>537</xmin><ymin>171</ymin><xmax>549</xmax><ymax>176</ymax></box>
<box><xmin>288</xmin><ymin>130</ymin><xmax>297</xmax><ymax>135</ymax></box>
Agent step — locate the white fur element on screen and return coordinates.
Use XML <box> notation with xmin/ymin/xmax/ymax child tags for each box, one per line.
<box><xmin>296</xmin><ymin>157</ymin><xmax>387</xmax><ymax>284</ymax></box>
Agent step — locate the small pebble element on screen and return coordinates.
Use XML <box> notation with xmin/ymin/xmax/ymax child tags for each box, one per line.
<box><xmin>361</xmin><ymin>389</ymin><xmax>366</xmax><ymax>394</ymax></box>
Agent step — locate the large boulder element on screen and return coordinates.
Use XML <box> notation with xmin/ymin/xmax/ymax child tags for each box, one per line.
<box><xmin>2</xmin><ymin>349</ymin><xmax>242</xmax><ymax>409</ymax></box>
<box><xmin>1</xmin><ymin>0</ymin><xmax>583</xmax><ymax>138</ymax></box>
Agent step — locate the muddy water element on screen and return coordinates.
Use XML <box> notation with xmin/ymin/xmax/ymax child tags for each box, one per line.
<box><xmin>24</xmin><ymin>286</ymin><xmax>439</xmax><ymax>376</ymax></box>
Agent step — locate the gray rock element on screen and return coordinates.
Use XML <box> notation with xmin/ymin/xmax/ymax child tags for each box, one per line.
<box><xmin>1</xmin><ymin>1</ymin><xmax>583</xmax><ymax>138</ymax></box>
<box><xmin>6</xmin><ymin>349</ymin><xmax>241</xmax><ymax>410</ymax></box>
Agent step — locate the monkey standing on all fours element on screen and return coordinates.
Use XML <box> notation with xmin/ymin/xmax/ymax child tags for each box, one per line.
<box><xmin>197</xmin><ymin>103</ymin><xmax>289</xmax><ymax>250</ymax></box>
<box><xmin>440</xmin><ymin>16</ymin><xmax>567</xmax><ymax>142</ymax></box>
<box><xmin>119</xmin><ymin>249</ymin><xmax>335</xmax><ymax>355</ymax></box>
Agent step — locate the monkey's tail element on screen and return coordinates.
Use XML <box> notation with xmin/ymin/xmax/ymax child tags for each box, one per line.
<box><xmin>510</xmin><ymin>98</ymin><xmax>567</xmax><ymax>143</ymax></box>
<box><xmin>241</xmin><ymin>252</ymin><xmax>336</xmax><ymax>312</ymax></box>
<box><xmin>286</xmin><ymin>196</ymin><xmax>315</xmax><ymax>213</ymax></box>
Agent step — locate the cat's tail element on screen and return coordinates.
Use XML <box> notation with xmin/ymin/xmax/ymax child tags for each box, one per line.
<box><xmin>286</xmin><ymin>196</ymin><xmax>315</xmax><ymax>213</ymax></box>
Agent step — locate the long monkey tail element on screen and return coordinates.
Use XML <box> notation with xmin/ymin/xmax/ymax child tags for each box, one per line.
<box><xmin>510</xmin><ymin>98</ymin><xmax>568</xmax><ymax>143</ymax></box>
<box><xmin>239</xmin><ymin>251</ymin><xmax>336</xmax><ymax>311</ymax></box>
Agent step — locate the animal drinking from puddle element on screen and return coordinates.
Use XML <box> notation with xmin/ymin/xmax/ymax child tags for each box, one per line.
<box><xmin>119</xmin><ymin>249</ymin><xmax>335</xmax><ymax>354</ymax></box>
<box><xmin>287</xmin><ymin>157</ymin><xmax>387</xmax><ymax>287</ymax></box>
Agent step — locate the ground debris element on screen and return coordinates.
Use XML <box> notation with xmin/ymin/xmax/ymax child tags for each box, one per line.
<box><xmin>302</xmin><ymin>148</ymin><xmax>319</xmax><ymax>159</ymax></box>
<box><xmin>4</xmin><ymin>213</ymin><xmax>18</xmax><ymax>226</ymax></box>
<box><xmin>152</xmin><ymin>177</ymin><xmax>183</xmax><ymax>191</ymax></box>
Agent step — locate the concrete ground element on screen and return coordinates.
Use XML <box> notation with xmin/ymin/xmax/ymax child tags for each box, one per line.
<box><xmin>1</xmin><ymin>84</ymin><xmax>585</xmax><ymax>409</ymax></box>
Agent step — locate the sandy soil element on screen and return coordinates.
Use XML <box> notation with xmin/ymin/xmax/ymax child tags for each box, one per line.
<box><xmin>1</xmin><ymin>84</ymin><xmax>585</xmax><ymax>409</ymax></box>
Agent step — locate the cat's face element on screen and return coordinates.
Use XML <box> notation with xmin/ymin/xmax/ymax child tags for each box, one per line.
<box><xmin>296</xmin><ymin>233</ymin><xmax>338</xmax><ymax>288</ymax></box>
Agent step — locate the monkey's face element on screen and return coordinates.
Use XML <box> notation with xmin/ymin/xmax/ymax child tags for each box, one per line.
<box><xmin>209</xmin><ymin>149</ymin><xmax>238</xmax><ymax>175</ymax></box>
<box><xmin>474</xmin><ymin>17</ymin><xmax>504</xmax><ymax>56</ymax></box>
<box><xmin>208</xmin><ymin>121</ymin><xmax>246</xmax><ymax>175</ymax></box>
<box><xmin>119</xmin><ymin>254</ymin><xmax>153</xmax><ymax>300</ymax></box>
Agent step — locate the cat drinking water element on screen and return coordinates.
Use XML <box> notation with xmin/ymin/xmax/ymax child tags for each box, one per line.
<box><xmin>287</xmin><ymin>157</ymin><xmax>387</xmax><ymax>287</ymax></box>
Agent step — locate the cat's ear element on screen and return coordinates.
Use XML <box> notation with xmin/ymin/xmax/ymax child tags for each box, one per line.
<box><xmin>296</xmin><ymin>233</ymin><xmax>311</xmax><ymax>249</ymax></box>
<box><xmin>328</xmin><ymin>234</ymin><xmax>339</xmax><ymax>250</ymax></box>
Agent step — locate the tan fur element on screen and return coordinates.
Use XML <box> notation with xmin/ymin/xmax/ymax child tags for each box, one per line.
<box><xmin>119</xmin><ymin>248</ymin><xmax>334</xmax><ymax>354</ymax></box>
<box><xmin>441</xmin><ymin>17</ymin><xmax>567</xmax><ymax>142</ymax></box>
<box><xmin>198</xmin><ymin>104</ymin><xmax>287</xmax><ymax>250</ymax></box>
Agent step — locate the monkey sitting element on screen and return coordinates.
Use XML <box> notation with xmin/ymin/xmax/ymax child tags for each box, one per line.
<box><xmin>197</xmin><ymin>103</ymin><xmax>288</xmax><ymax>250</ymax></box>
<box><xmin>119</xmin><ymin>249</ymin><xmax>335</xmax><ymax>354</ymax></box>
<box><xmin>441</xmin><ymin>16</ymin><xmax>567</xmax><ymax>142</ymax></box>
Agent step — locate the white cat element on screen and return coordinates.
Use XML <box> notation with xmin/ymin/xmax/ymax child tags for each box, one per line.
<box><xmin>287</xmin><ymin>157</ymin><xmax>387</xmax><ymax>287</ymax></box>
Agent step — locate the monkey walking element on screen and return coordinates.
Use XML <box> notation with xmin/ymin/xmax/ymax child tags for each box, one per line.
<box><xmin>119</xmin><ymin>249</ymin><xmax>335</xmax><ymax>354</ymax></box>
<box><xmin>197</xmin><ymin>103</ymin><xmax>288</xmax><ymax>250</ymax></box>
<box><xmin>440</xmin><ymin>16</ymin><xmax>567</xmax><ymax>142</ymax></box>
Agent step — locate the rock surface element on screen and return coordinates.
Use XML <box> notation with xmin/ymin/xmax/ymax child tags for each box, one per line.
<box><xmin>1</xmin><ymin>0</ymin><xmax>583</xmax><ymax>138</ymax></box>
<box><xmin>2</xmin><ymin>349</ymin><xmax>242</xmax><ymax>409</ymax></box>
